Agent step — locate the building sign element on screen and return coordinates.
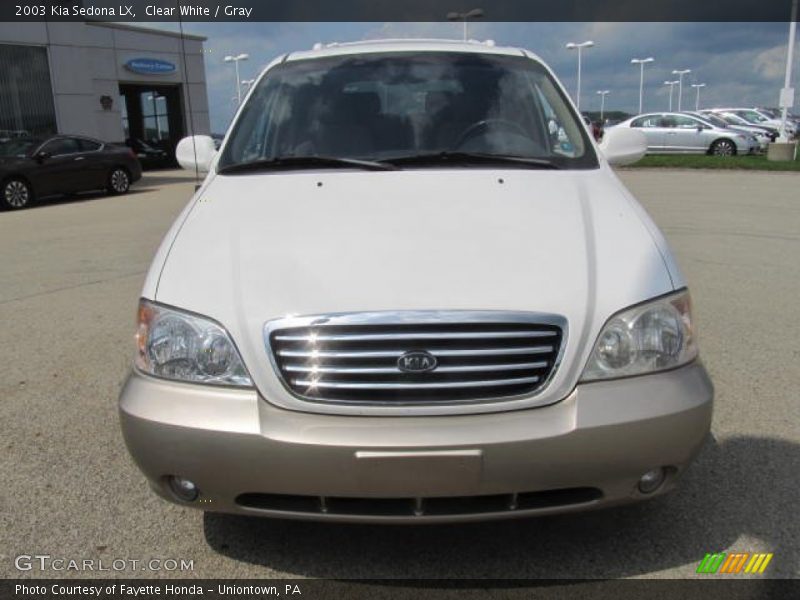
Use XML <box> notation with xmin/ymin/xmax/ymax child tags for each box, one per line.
<box><xmin>124</xmin><ymin>58</ymin><xmax>176</xmax><ymax>75</ymax></box>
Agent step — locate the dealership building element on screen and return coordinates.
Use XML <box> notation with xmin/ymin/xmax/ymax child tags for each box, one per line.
<box><xmin>0</xmin><ymin>21</ymin><xmax>210</xmax><ymax>154</ymax></box>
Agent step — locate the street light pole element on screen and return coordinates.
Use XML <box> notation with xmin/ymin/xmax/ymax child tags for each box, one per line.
<box><xmin>663</xmin><ymin>81</ymin><xmax>679</xmax><ymax>111</ymax></box>
<box><xmin>596</xmin><ymin>90</ymin><xmax>610</xmax><ymax>122</ymax></box>
<box><xmin>446</xmin><ymin>8</ymin><xmax>484</xmax><ymax>41</ymax></box>
<box><xmin>224</xmin><ymin>53</ymin><xmax>250</xmax><ymax>106</ymax></box>
<box><xmin>778</xmin><ymin>0</ymin><xmax>798</xmax><ymax>141</ymax></box>
<box><xmin>631</xmin><ymin>57</ymin><xmax>654</xmax><ymax>114</ymax></box>
<box><xmin>672</xmin><ymin>69</ymin><xmax>691</xmax><ymax>111</ymax></box>
<box><xmin>691</xmin><ymin>83</ymin><xmax>706</xmax><ymax>111</ymax></box>
<box><xmin>566</xmin><ymin>40</ymin><xmax>595</xmax><ymax>111</ymax></box>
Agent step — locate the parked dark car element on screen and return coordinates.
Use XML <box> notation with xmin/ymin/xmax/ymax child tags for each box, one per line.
<box><xmin>0</xmin><ymin>135</ymin><xmax>141</xmax><ymax>210</ymax></box>
<box><xmin>126</xmin><ymin>138</ymin><xmax>171</xmax><ymax>169</ymax></box>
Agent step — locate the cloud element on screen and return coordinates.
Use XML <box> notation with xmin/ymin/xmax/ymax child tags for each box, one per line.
<box><xmin>139</xmin><ymin>21</ymin><xmax>798</xmax><ymax>132</ymax></box>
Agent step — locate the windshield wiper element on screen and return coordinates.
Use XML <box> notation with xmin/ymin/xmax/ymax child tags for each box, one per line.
<box><xmin>218</xmin><ymin>155</ymin><xmax>398</xmax><ymax>174</ymax></box>
<box><xmin>381</xmin><ymin>152</ymin><xmax>560</xmax><ymax>170</ymax></box>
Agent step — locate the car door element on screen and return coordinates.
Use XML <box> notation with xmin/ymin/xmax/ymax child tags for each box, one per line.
<box><xmin>629</xmin><ymin>114</ymin><xmax>666</xmax><ymax>152</ymax></box>
<box><xmin>74</xmin><ymin>138</ymin><xmax>109</xmax><ymax>190</ymax></box>
<box><xmin>669</xmin><ymin>115</ymin><xmax>709</xmax><ymax>153</ymax></box>
<box><xmin>34</xmin><ymin>137</ymin><xmax>83</xmax><ymax>196</ymax></box>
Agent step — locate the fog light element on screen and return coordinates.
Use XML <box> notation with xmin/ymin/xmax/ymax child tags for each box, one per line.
<box><xmin>168</xmin><ymin>476</ymin><xmax>199</xmax><ymax>502</ymax></box>
<box><xmin>638</xmin><ymin>468</ymin><xmax>666</xmax><ymax>494</ymax></box>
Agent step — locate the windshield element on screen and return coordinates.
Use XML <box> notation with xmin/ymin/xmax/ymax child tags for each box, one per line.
<box><xmin>736</xmin><ymin>110</ymin><xmax>767</xmax><ymax>124</ymax></box>
<box><xmin>696</xmin><ymin>113</ymin><xmax>728</xmax><ymax>128</ymax></box>
<box><xmin>0</xmin><ymin>138</ymin><xmax>38</xmax><ymax>157</ymax></box>
<box><xmin>219</xmin><ymin>52</ymin><xmax>597</xmax><ymax>171</ymax></box>
<box><xmin>716</xmin><ymin>113</ymin><xmax>741</xmax><ymax>125</ymax></box>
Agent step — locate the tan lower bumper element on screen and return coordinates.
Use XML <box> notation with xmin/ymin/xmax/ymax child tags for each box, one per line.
<box><xmin>118</xmin><ymin>363</ymin><xmax>713</xmax><ymax>523</ymax></box>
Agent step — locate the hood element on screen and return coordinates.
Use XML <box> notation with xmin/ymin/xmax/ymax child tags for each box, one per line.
<box><xmin>153</xmin><ymin>168</ymin><xmax>675</xmax><ymax>404</ymax></box>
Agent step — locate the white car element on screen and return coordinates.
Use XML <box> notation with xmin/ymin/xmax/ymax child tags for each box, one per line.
<box><xmin>119</xmin><ymin>40</ymin><xmax>713</xmax><ymax>522</ymax></box>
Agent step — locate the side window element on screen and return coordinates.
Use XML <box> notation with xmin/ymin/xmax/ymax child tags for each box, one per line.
<box><xmin>78</xmin><ymin>139</ymin><xmax>101</xmax><ymax>152</ymax></box>
<box><xmin>674</xmin><ymin>116</ymin><xmax>701</xmax><ymax>129</ymax></box>
<box><xmin>631</xmin><ymin>115</ymin><xmax>660</xmax><ymax>128</ymax></box>
<box><xmin>41</xmin><ymin>137</ymin><xmax>81</xmax><ymax>156</ymax></box>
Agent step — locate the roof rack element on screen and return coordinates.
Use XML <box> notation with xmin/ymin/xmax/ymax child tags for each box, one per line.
<box><xmin>310</xmin><ymin>38</ymin><xmax>500</xmax><ymax>51</ymax></box>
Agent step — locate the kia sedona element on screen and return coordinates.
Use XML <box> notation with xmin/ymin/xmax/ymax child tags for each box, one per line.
<box><xmin>119</xmin><ymin>39</ymin><xmax>713</xmax><ymax>523</ymax></box>
<box><xmin>0</xmin><ymin>135</ymin><xmax>141</xmax><ymax>210</ymax></box>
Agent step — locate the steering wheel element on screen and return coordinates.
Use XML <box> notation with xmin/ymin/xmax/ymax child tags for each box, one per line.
<box><xmin>452</xmin><ymin>119</ymin><xmax>530</xmax><ymax>150</ymax></box>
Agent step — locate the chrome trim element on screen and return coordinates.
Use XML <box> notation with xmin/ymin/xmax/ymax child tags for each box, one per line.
<box><xmin>283</xmin><ymin>361</ymin><xmax>548</xmax><ymax>374</ymax></box>
<box><xmin>277</xmin><ymin>346</ymin><xmax>553</xmax><ymax>359</ymax></box>
<box><xmin>263</xmin><ymin>310</ymin><xmax>568</xmax><ymax>410</ymax></box>
<box><xmin>292</xmin><ymin>376</ymin><xmax>540</xmax><ymax>390</ymax></box>
<box><xmin>274</xmin><ymin>330</ymin><xmax>557</xmax><ymax>342</ymax></box>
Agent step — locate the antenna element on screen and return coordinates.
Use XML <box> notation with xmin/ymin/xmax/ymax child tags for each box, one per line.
<box><xmin>176</xmin><ymin>1</ymin><xmax>201</xmax><ymax>189</ymax></box>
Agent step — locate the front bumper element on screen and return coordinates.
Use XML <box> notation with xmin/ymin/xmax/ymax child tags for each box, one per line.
<box><xmin>119</xmin><ymin>362</ymin><xmax>713</xmax><ymax>523</ymax></box>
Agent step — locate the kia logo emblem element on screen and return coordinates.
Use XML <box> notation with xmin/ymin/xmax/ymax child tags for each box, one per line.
<box><xmin>398</xmin><ymin>351</ymin><xmax>438</xmax><ymax>373</ymax></box>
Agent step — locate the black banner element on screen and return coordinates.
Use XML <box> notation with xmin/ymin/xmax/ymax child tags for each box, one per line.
<box><xmin>2</xmin><ymin>579</ymin><xmax>798</xmax><ymax>600</ymax></box>
<box><xmin>0</xmin><ymin>0</ymin><xmax>798</xmax><ymax>23</ymax></box>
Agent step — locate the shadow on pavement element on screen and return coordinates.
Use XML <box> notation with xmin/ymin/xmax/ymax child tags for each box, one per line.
<box><xmin>203</xmin><ymin>435</ymin><xmax>798</xmax><ymax>579</ymax></box>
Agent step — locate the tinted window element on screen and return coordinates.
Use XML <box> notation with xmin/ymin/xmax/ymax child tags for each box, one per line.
<box><xmin>220</xmin><ymin>52</ymin><xmax>597</xmax><ymax>170</ymax></box>
<box><xmin>78</xmin><ymin>139</ymin><xmax>102</xmax><ymax>151</ymax></box>
<box><xmin>41</xmin><ymin>138</ymin><xmax>81</xmax><ymax>155</ymax></box>
<box><xmin>0</xmin><ymin>45</ymin><xmax>57</xmax><ymax>137</ymax></box>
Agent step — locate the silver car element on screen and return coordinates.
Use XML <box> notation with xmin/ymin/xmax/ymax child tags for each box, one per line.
<box><xmin>699</xmin><ymin>110</ymin><xmax>778</xmax><ymax>145</ymax></box>
<box><xmin>688</xmin><ymin>111</ymin><xmax>771</xmax><ymax>152</ymax></box>
<box><xmin>712</xmin><ymin>108</ymin><xmax>797</xmax><ymax>138</ymax></box>
<box><xmin>616</xmin><ymin>112</ymin><xmax>757</xmax><ymax>156</ymax></box>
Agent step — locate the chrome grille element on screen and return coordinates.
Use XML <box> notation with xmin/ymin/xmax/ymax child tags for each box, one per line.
<box><xmin>266</xmin><ymin>311</ymin><xmax>565</xmax><ymax>405</ymax></box>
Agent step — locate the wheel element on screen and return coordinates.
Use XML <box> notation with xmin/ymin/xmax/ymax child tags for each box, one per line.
<box><xmin>710</xmin><ymin>139</ymin><xmax>736</xmax><ymax>157</ymax></box>
<box><xmin>2</xmin><ymin>177</ymin><xmax>32</xmax><ymax>210</ymax></box>
<box><xmin>107</xmin><ymin>167</ymin><xmax>131</xmax><ymax>194</ymax></box>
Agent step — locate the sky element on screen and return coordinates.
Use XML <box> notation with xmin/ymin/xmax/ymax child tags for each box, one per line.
<box><xmin>145</xmin><ymin>22</ymin><xmax>798</xmax><ymax>134</ymax></box>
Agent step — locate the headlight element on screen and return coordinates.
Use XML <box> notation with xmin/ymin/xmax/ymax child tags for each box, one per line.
<box><xmin>580</xmin><ymin>290</ymin><xmax>697</xmax><ymax>381</ymax></box>
<box><xmin>135</xmin><ymin>300</ymin><xmax>252</xmax><ymax>386</ymax></box>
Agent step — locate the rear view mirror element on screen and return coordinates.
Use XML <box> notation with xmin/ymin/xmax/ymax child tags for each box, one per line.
<box><xmin>599</xmin><ymin>127</ymin><xmax>647</xmax><ymax>166</ymax></box>
<box><xmin>35</xmin><ymin>151</ymin><xmax>51</xmax><ymax>162</ymax></box>
<box><xmin>176</xmin><ymin>135</ymin><xmax>217</xmax><ymax>173</ymax></box>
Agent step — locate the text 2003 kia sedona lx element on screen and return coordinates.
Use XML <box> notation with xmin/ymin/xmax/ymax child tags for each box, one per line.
<box><xmin>119</xmin><ymin>40</ymin><xmax>713</xmax><ymax>523</ymax></box>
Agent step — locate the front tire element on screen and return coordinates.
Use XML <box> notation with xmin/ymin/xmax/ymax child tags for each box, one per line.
<box><xmin>710</xmin><ymin>139</ymin><xmax>736</xmax><ymax>156</ymax></box>
<box><xmin>107</xmin><ymin>167</ymin><xmax>131</xmax><ymax>195</ymax></box>
<box><xmin>2</xmin><ymin>177</ymin><xmax>33</xmax><ymax>210</ymax></box>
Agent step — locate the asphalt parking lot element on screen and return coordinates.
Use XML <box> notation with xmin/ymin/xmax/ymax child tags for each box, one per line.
<box><xmin>1</xmin><ymin>168</ymin><xmax>798</xmax><ymax>580</ymax></box>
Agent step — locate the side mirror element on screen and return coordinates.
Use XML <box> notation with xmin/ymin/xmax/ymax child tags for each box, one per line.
<box><xmin>176</xmin><ymin>135</ymin><xmax>217</xmax><ymax>173</ymax></box>
<box><xmin>36</xmin><ymin>150</ymin><xmax>51</xmax><ymax>162</ymax></box>
<box><xmin>599</xmin><ymin>127</ymin><xmax>647</xmax><ymax>166</ymax></box>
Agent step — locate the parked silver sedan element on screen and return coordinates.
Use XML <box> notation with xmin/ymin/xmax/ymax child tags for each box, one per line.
<box><xmin>614</xmin><ymin>112</ymin><xmax>757</xmax><ymax>156</ymax></box>
<box><xmin>687</xmin><ymin>111</ymin><xmax>771</xmax><ymax>152</ymax></box>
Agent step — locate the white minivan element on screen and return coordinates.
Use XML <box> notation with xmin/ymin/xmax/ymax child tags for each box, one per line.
<box><xmin>119</xmin><ymin>39</ymin><xmax>713</xmax><ymax>522</ymax></box>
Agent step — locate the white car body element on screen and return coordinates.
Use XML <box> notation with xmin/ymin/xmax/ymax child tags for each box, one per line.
<box><xmin>121</xmin><ymin>40</ymin><xmax>712</xmax><ymax>522</ymax></box>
